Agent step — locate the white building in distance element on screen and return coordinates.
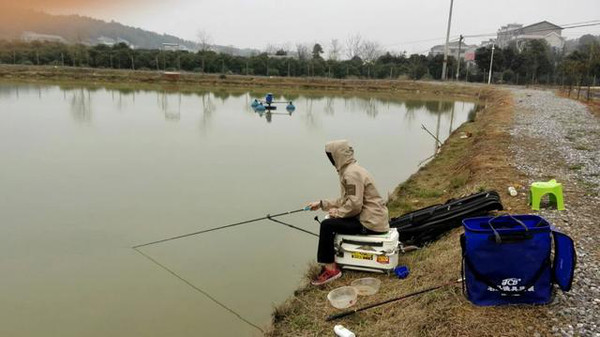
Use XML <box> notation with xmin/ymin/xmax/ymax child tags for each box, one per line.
<box><xmin>21</xmin><ymin>31</ymin><xmax>67</xmax><ymax>43</ymax></box>
<box><xmin>496</xmin><ymin>21</ymin><xmax>565</xmax><ymax>51</ymax></box>
<box><xmin>429</xmin><ymin>41</ymin><xmax>478</xmax><ymax>60</ymax></box>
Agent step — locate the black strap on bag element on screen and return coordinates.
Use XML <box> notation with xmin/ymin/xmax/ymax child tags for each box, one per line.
<box><xmin>487</xmin><ymin>214</ymin><xmax>530</xmax><ymax>244</ymax></box>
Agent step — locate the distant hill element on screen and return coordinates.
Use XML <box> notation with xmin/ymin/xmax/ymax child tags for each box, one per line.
<box><xmin>0</xmin><ymin>6</ymin><xmax>260</xmax><ymax>56</ymax></box>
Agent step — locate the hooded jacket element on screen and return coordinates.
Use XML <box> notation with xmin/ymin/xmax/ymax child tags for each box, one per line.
<box><xmin>320</xmin><ymin>140</ymin><xmax>389</xmax><ymax>233</ymax></box>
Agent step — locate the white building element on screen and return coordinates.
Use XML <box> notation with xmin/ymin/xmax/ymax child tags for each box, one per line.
<box><xmin>496</xmin><ymin>21</ymin><xmax>565</xmax><ymax>51</ymax></box>
<box><xmin>21</xmin><ymin>31</ymin><xmax>67</xmax><ymax>43</ymax></box>
<box><xmin>429</xmin><ymin>41</ymin><xmax>478</xmax><ymax>60</ymax></box>
<box><xmin>97</xmin><ymin>36</ymin><xmax>116</xmax><ymax>46</ymax></box>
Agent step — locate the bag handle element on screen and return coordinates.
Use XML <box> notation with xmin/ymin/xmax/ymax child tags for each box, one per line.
<box><xmin>488</xmin><ymin>214</ymin><xmax>528</xmax><ymax>243</ymax></box>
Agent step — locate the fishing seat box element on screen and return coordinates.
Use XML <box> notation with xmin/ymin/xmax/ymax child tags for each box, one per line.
<box><xmin>334</xmin><ymin>228</ymin><xmax>399</xmax><ymax>274</ymax></box>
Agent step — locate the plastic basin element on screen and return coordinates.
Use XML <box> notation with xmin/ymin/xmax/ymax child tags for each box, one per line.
<box><xmin>351</xmin><ymin>277</ymin><xmax>382</xmax><ymax>296</ymax></box>
<box><xmin>327</xmin><ymin>286</ymin><xmax>358</xmax><ymax>309</ymax></box>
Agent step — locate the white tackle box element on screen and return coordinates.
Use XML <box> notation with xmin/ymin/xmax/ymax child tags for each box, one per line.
<box><xmin>334</xmin><ymin>228</ymin><xmax>400</xmax><ymax>274</ymax></box>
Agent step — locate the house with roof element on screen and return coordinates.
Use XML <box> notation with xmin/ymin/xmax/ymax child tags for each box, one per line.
<box><xmin>429</xmin><ymin>41</ymin><xmax>478</xmax><ymax>60</ymax></box>
<box><xmin>496</xmin><ymin>21</ymin><xmax>565</xmax><ymax>51</ymax></box>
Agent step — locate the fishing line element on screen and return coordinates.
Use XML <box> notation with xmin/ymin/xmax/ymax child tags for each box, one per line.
<box><xmin>133</xmin><ymin>247</ymin><xmax>265</xmax><ymax>334</ymax></box>
<box><xmin>131</xmin><ymin>207</ymin><xmax>316</xmax><ymax>333</ymax></box>
<box><xmin>133</xmin><ymin>207</ymin><xmax>309</xmax><ymax>249</ymax></box>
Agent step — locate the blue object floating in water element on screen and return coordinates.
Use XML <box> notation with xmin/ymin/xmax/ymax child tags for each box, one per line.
<box><xmin>255</xmin><ymin>104</ymin><xmax>266</xmax><ymax>112</ymax></box>
<box><xmin>251</xmin><ymin>99</ymin><xmax>259</xmax><ymax>108</ymax></box>
<box><xmin>265</xmin><ymin>93</ymin><xmax>274</xmax><ymax>105</ymax></box>
<box><xmin>286</xmin><ymin>101</ymin><xmax>296</xmax><ymax>112</ymax></box>
<box><xmin>394</xmin><ymin>265</ymin><xmax>410</xmax><ymax>279</ymax></box>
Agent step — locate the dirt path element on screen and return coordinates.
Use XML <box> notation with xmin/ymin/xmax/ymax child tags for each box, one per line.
<box><xmin>510</xmin><ymin>88</ymin><xmax>600</xmax><ymax>337</ymax></box>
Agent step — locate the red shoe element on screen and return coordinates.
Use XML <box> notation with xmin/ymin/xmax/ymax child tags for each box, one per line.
<box><xmin>311</xmin><ymin>267</ymin><xmax>342</xmax><ymax>286</ymax></box>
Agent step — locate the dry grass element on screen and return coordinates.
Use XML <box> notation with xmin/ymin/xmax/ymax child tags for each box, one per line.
<box><xmin>0</xmin><ymin>64</ymin><xmax>481</xmax><ymax>100</ymax></box>
<box><xmin>268</xmin><ymin>88</ymin><xmax>553</xmax><ymax>337</ymax></box>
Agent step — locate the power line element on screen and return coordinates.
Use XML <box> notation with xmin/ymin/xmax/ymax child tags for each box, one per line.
<box><xmin>384</xmin><ymin>35</ymin><xmax>460</xmax><ymax>48</ymax></box>
<box><xmin>462</xmin><ymin>22</ymin><xmax>600</xmax><ymax>40</ymax></box>
<box><xmin>561</xmin><ymin>20</ymin><xmax>600</xmax><ymax>27</ymax></box>
<box><xmin>385</xmin><ymin>20</ymin><xmax>600</xmax><ymax>50</ymax></box>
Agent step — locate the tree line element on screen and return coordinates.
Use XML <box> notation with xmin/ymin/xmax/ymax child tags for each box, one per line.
<box><xmin>474</xmin><ymin>35</ymin><xmax>599</xmax><ymax>88</ymax></box>
<box><xmin>0</xmin><ymin>35</ymin><xmax>598</xmax><ymax>86</ymax></box>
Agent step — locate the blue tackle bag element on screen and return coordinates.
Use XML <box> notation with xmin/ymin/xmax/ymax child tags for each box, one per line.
<box><xmin>461</xmin><ymin>215</ymin><xmax>576</xmax><ymax>306</ymax></box>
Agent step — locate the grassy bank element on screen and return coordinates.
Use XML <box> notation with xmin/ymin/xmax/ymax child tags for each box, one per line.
<box><xmin>268</xmin><ymin>87</ymin><xmax>554</xmax><ymax>336</ymax></box>
<box><xmin>0</xmin><ymin>64</ymin><xmax>482</xmax><ymax>100</ymax></box>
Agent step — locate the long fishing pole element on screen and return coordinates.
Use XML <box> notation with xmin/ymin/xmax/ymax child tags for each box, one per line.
<box><xmin>133</xmin><ymin>207</ymin><xmax>309</xmax><ymax>249</ymax></box>
<box><xmin>421</xmin><ymin>124</ymin><xmax>443</xmax><ymax>147</ymax></box>
<box><xmin>325</xmin><ymin>279</ymin><xmax>463</xmax><ymax>321</ymax></box>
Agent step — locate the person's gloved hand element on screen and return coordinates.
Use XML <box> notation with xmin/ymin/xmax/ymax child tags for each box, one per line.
<box><xmin>307</xmin><ymin>201</ymin><xmax>321</xmax><ymax>211</ymax></box>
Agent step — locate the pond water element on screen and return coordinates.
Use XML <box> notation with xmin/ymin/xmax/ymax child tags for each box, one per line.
<box><xmin>0</xmin><ymin>83</ymin><xmax>476</xmax><ymax>337</ymax></box>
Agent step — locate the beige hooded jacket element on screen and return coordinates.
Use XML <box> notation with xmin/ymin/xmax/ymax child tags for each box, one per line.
<box><xmin>320</xmin><ymin>140</ymin><xmax>390</xmax><ymax>233</ymax></box>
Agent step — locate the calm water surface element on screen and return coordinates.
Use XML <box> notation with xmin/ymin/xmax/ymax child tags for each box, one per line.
<box><xmin>0</xmin><ymin>83</ymin><xmax>476</xmax><ymax>336</ymax></box>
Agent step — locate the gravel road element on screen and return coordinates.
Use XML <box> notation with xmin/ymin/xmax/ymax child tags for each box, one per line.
<box><xmin>510</xmin><ymin>89</ymin><xmax>600</xmax><ymax>337</ymax></box>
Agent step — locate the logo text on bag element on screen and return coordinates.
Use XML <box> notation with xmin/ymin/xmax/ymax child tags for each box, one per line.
<box><xmin>487</xmin><ymin>278</ymin><xmax>535</xmax><ymax>293</ymax></box>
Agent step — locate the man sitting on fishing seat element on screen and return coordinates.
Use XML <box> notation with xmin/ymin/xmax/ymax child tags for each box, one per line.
<box><xmin>308</xmin><ymin>140</ymin><xmax>389</xmax><ymax>286</ymax></box>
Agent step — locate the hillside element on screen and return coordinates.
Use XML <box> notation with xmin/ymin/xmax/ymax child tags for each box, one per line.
<box><xmin>0</xmin><ymin>6</ymin><xmax>259</xmax><ymax>56</ymax></box>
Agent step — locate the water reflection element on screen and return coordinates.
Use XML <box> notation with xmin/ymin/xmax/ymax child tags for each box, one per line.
<box><xmin>1</xmin><ymin>83</ymin><xmax>478</xmax><ymax>130</ymax></box>
<box><xmin>159</xmin><ymin>92</ymin><xmax>182</xmax><ymax>121</ymax></box>
<box><xmin>324</xmin><ymin>97</ymin><xmax>334</xmax><ymax>115</ymax></box>
<box><xmin>69</xmin><ymin>88</ymin><xmax>92</xmax><ymax>124</ymax></box>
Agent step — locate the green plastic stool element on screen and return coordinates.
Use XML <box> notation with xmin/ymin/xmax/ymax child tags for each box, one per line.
<box><xmin>530</xmin><ymin>179</ymin><xmax>565</xmax><ymax>211</ymax></box>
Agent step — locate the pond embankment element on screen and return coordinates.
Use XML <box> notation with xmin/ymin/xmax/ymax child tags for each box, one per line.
<box><xmin>0</xmin><ymin>64</ymin><xmax>478</xmax><ymax>99</ymax></box>
<box><xmin>269</xmin><ymin>87</ymin><xmax>599</xmax><ymax>336</ymax></box>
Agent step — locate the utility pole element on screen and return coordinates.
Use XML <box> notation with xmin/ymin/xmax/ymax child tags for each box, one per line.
<box><xmin>487</xmin><ymin>43</ymin><xmax>495</xmax><ymax>85</ymax></box>
<box><xmin>456</xmin><ymin>35</ymin><xmax>463</xmax><ymax>81</ymax></box>
<box><xmin>441</xmin><ymin>0</ymin><xmax>454</xmax><ymax>81</ymax></box>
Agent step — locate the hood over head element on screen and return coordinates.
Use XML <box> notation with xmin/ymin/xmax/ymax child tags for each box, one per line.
<box><xmin>325</xmin><ymin>140</ymin><xmax>356</xmax><ymax>171</ymax></box>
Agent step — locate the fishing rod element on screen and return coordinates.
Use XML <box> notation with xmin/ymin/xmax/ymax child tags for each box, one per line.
<box><xmin>133</xmin><ymin>207</ymin><xmax>310</xmax><ymax>249</ymax></box>
<box><xmin>325</xmin><ymin>279</ymin><xmax>463</xmax><ymax>321</ymax></box>
<box><xmin>421</xmin><ymin>124</ymin><xmax>443</xmax><ymax>147</ymax></box>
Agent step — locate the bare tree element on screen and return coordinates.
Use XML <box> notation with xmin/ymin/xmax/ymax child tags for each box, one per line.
<box><xmin>345</xmin><ymin>33</ymin><xmax>363</xmax><ymax>60</ymax></box>
<box><xmin>265</xmin><ymin>44</ymin><xmax>278</xmax><ymax>55</ymax></box>
<box><xmin>296</xmin><ymin>43</ymin><xmax>310</xmax><ymax>61</ymax></box>
<box><xmin>328</xmin><ymin>39</ymin><xmax>341</xmax><ymax>61</ymax></box>
<box><xmin>281</xmin><ymin>42</ymin><xmax>292</xmax><ymax>55</ymax></box>
<box><xmin>360</xmin><ymin>40</ymin><xmax>382</xmax><ymax>64</ymax></box>
<box><xmin>196</xmin><ymin>30</ymin><xmax>213</xmax><ymax>73</ymax></box>
<box><xmin>360</xmin><ymin>40</ymin><xmax>382</xmax><ymax>78</ymax></box>
<box><xmin>196</xmin><ymin>30</ymin><xmax>213</xmax><ymax>52</ymax></box>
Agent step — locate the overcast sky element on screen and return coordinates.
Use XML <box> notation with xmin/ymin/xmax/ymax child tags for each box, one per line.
<box><xmin>40</xmin><ymin>0</ymin><xmax>600</xmax><ymax>53</ymax></box>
